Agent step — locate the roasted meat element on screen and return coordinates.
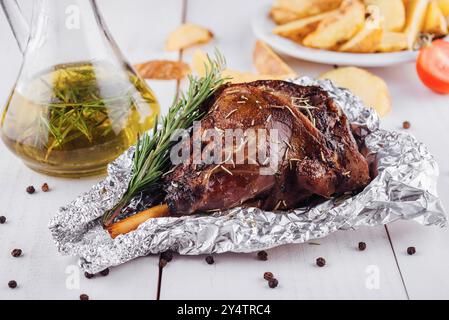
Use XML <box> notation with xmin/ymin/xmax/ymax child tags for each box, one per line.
<box><xmin>165</xmin><ymin>80</ymin><xmax>371</xmax><ymax>215</ymax></box>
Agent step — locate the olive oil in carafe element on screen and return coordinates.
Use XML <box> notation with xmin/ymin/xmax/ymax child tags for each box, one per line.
<box><xmin>0</xmin><ymin>62</ymin><xmax>159</xmax><ymax>177</ymax></box>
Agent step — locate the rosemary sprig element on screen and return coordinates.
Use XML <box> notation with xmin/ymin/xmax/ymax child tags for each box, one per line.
<box><xmin>29</xmin><ymin>63</ymin><xmax>156</xmax><ymax>160</ymax></box>
<box><xmin>102</xmin><ymin>51</ymin><xmax>226</xmax><ymax>226</ymax></box>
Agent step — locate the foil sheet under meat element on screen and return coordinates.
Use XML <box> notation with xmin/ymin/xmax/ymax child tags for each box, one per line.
<box><xmin>49</xmin><ymin>77</ymin><xmax>447</xmax><ymax>273</ymax></box>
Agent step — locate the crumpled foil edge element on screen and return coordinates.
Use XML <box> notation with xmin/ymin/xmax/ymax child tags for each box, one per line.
<box><xmin>48</xmin><ymin>77</ymin><xmax>447</xmax><ymax>273</ymax></box>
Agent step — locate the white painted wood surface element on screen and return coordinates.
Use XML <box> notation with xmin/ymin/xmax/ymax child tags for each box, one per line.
<box><xmin>0</xmin><ymin>0</ymin><xmax>448</xmax><ymax>300</ymax></box>
<box><xmin>0</xmin><ymin>0</ymin><xmax>181</xmax><ymax>300</ymax></box>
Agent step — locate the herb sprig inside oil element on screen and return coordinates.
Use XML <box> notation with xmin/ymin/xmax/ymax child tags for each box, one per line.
<box><xmin>34</xmin><ymin>63</ymin><xmax>155</xmax><ymax>159</ymax></box>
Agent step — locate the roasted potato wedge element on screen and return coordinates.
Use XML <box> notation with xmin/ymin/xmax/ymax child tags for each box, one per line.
<box><xmin>319</xmin><ymin>67</ymin><xmax>391</xmax><ymax>117</ymax></box>
<box><xmin>423</xmin><ymin>0</ymin><xmax>448</xmax><ymax>36</ymax></box>
<box><xmin>438</xmin><ymin>0</ymin><xmax>449</xmax><ymax>16</ymax></box>
<box><xmin>271</xmin><ymin>0</ymin><xmax>342</xmax><ymax>23</ymax></box>
<box><xmin>165</xmin><ymin>23</ymin><xmax>213</xmax><ymax>51</ymax></box>
<box><xmin>339</xmin><ymin>12</ymin><xmax>383</xmax><ymax>53</ymax></box>
<box><xmin>403</xmin><ymin>0</ymin><xmax>429</xmax><ymax>49</ymax></box>
<box><xmin>253</xmin><ymin>40</ymin><xmax>297</xmax><ymax>77</ymax></box>
<box><xmin>339</xmin><ymin>26</ymin><xmax>383</xmax><ymax>53</ymax></box>
<box><xmin>192</xmin><ymin>50</ymin><xmax>211</xmax><ymax>77</ymax></box>
<box><xmin>134</xmin><ymin>60</ymin><xmax>190</xmax><ymax>80</ymax></box>
<box><xmin>364</xmin><ymin>0</ymin><xmax>406</xmax><ymax>31</ymax></box>
<box><xmin>378</xmin><ymin>32</ymin><xmax>408</xmax><ymax>52</ymax></box>
<box><xmin>303</xmin><ymin>0</ymin><xmax>365</xmax><ymax>50</ymax></box>
<box><xmin>273</xmin><ymin>10</ymin><xmax>339</xmax><ymax>42</ymax></box>
<box><xmin>269</xmin><ymin>7</ymin><xmax>303</xmax><ymax>25</ymax></box>
<box><xmin>192</xmin><ymin>50</ymin><xmax>288</xmax><ymax>83</ymax></box>
<box><xmin>221</xmin><ymin>69</ymin><xmax>287</xmax><ymax>84</ymax></box>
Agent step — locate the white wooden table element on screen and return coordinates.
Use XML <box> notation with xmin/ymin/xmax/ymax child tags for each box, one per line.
<box><xmin>1</xmin><ymin>0</ymin><xmax>448</xmax><ymax>300</ymax></box>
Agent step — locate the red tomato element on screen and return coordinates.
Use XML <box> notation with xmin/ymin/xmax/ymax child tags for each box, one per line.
<box><xmin>416</xmin><ymin>39</ymin><xmax>449</xmax><ymax>94</ymax></box>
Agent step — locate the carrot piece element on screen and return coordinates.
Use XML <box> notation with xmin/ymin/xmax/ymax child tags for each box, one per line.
<box><xmin>107</xmin><ymin>204</ymin><xmax>169</xmax><ymax>238</ymax></box>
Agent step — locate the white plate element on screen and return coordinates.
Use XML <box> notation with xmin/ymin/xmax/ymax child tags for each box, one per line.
<box><xmin>252</xmin><ymin>5</ymin><xmax>429</xmax><ymax>67</ymax></box>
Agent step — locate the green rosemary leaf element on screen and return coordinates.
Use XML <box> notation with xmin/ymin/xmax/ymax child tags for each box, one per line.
<box><xmin>102</xmin><ymin>51</ymin><xmax>226</xmax><ymax>225</ymax></box>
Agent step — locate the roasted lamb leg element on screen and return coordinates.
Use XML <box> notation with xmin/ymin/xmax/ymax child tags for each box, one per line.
<box><xmin>165</xmin><ymin>80</ymin><xmax>371</xmax><ymax>215</ymax></box>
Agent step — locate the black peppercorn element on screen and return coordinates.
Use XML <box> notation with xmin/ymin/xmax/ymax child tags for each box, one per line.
<box><xmin>316</xmin><ymin>257</ymin><xmax>326</xmax><ymax>267</ymax></box>
<box><xmin>99</xmin><ymin>268</ymin><xmax>109</xmax><ymax>276</ymax></box>
<box><xmin>358</xmin><ymin>242</ymin><xmax>367</xmax><ymax>251</ymax></box>
<box><xmin>26</xmin><ymin>186</ymin><xmax>35</xmax><ymax>194</ymax></box>
<box><xmin>84</xmin><ymin>272</ymin><xmax>94</xmax><ymax>279</ymax></box>
<box><xmin>8</xmin><ymin>280</ymin><xmax>17</xmax><ymax>289</ymax></box>
<box><xmin>159</xmin><ymin>258</ymin><xmax>168</xmax><ymax>268</ymax></box>
<box><xmin>263</xmin><ymin>272</ymin><xmax>274</xmax><ymax>281</ymax></box>
<box><xmin>407</xmin><ymin>247</ymin><xmax>416</xmax><ymax>255</ymax></box>
<box><xmin>41</xmin><ymin>183</ymin><xmax>50</xmax><ymax>192</ymax></box>
<box><xmin>257</xmin><ymin>250</ymin><xmax>268</xmax><ymax>261</ymax></box>
<box><xmin>0</xmin><ymin>216</ymin><xmax>6</xmax><ymax>224</ymax></box>
<box><xmin>268</xmin><ymin>278</ymin><xmax>278</xmax><ymax>288</ymax></box>
<box><xmin>80</xmin><ymin>294</ymin><xmax>89</xmax><ymax>300</ymax></box>
<box><xmin>205</xmin><ymin>255</ymin><xmax>214</xmax><ymax>265</ymax></box>
<box><xmin>11</xmin><ymin>249</ymin><xmax>22</xmax><ymax>258</ymax></box>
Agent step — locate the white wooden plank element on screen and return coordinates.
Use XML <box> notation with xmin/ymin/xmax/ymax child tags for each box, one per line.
<box><xmin>371</xmin><ymin>62</ymin><xmax>449</xmax><ymax>300</ymax></box>
<box><xmin>0</xmin><ymin>0</ymin><xmax>182</xmax><ymax>299</ymax></box>
<box><xmin>386</xmin><ymin>221</ymin><xmax>449</xmax><ymax>300</ymax></box>
<box><xmin>0</xmin><ymin>147</ymin><xmax>160</xmax><ymax>300</ymax></box>
<box><xmin>159</xmin><ymin>0</ymin><xmax>407</xmax><ymax>300</ymax></box>
<box><xmin>288</xmin><ymin>56</ymin><xmax>449</xmax><ymax>299</ymax></box>
<box><xmin>160</xmin><ymin>227</ymin><xmax>407</xmax><ymax>299</ymax></box>
<box><xmin>273</xmin><ymin>32</ymin><xmax>449</xmax><ymax>299</ymax></box>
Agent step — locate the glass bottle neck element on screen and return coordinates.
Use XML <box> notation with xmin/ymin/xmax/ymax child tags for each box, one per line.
<box><xmin>19</xmin><ymin>0</ymin><xmax>128</xmax><ymax>83</ymax></box>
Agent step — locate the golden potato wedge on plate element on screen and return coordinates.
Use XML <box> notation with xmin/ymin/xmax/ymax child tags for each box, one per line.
<box><xmin>438</xmin><ymin>0</ymin><xmax>449</xmax><ymax>16</ymax></box>
<box><xmin>273</xmin><ymin>10</ymin><xmax>338</xmax><ymax>42</ymax></box>
<box><xmin>271</xmin><ymin>0</ymin><xmax>342</xmax><ymax>22</ymax></box>
<box><xmin>339</xmin><ymin>13</ymin><xmax>383</xmax><ymax>53</ymax></box>
<box><xmin>378</xmin><ymin>32</ymin><xmax>408</xmax><ymax>52</ymax></box>
<box><xmin>364</xmin><ymin>0</ymin><xmax>406</xmax><ymax>31</ymax></box>
<box><xmin>423</xmin><ymin>0</ymin><xmax>448</xmax><ymax>36</ymax></box>
<box><xmin>303</xmin><ymin>0</ymin><xmax>365</xmax><ymax>50</ymax></box>
<box><xmin>165</xmin><ymin>23</ymin><xmax>213</xmax><ymax>51</ymax></box>
<box><xmin>403</xmin><ymin>0</ymin><xmax>429</xmax><ymax>49</ymax></box>
<box><xmin>269</xmin><ymin>7</ymin><xmax>303</xmax><ymax>25</ymax></box>
<box><xmin>319</xmin><ymin>67</ymin><xmax>391</xmax><ymax>117</ymax></box>
<box><xmin>339</xmin><ymin>27</ymin><xmax>382</xmax><ymax>53</ymax></box>
<box><xmin>253</xmin><ymin>40</ymin><xmax>297</xmax><ymax>77</ymax></box>
<box><xmin>134</xmin><ymin>60</ymin><xmax>190</xmax><ymax>80</ymax></box>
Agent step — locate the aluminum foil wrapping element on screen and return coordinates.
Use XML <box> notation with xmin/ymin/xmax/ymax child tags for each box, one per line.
<box><xmin>49</xmin><ymin>77</ymin><xmax>447</xmax><ymax>273</ymax></box>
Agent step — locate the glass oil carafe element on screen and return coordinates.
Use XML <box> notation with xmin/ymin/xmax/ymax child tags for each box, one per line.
<box><xmin>0</xmin><ymin>0</ymin><xmax>160</xmax><ymax>177</ymax></box>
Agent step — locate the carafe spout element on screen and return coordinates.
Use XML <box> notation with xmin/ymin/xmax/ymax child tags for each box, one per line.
<box><xmin>1</xmin><ymin>0</ymin><xmax>30</xmax><ymax>54</ymax></box>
